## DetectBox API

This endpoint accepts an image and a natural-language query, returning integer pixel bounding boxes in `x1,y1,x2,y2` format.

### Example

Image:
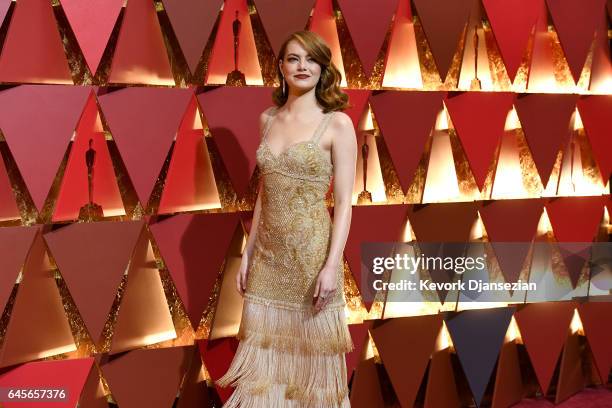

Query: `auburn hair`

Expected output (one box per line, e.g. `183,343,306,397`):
272,30,350,112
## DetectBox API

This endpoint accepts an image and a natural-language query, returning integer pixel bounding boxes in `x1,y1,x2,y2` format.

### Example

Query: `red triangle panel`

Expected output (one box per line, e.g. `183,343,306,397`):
337,0,398,78
97,87,192,206
149,212,240,330
43,220,145,342
0,85,91,211
445,92,515,189
370,91,446,193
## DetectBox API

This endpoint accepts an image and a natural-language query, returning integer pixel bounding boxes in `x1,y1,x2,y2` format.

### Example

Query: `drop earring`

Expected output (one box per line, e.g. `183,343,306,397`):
282,75,286,95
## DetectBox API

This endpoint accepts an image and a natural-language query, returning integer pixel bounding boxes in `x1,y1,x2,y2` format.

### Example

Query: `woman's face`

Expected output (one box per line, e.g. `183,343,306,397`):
279,40,322,94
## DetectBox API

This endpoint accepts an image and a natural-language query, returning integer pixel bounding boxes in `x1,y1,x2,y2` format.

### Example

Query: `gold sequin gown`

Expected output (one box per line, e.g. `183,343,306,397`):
216,108,353,407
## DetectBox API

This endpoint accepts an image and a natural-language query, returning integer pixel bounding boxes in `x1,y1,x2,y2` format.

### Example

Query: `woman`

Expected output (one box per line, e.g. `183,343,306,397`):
216,30,357,407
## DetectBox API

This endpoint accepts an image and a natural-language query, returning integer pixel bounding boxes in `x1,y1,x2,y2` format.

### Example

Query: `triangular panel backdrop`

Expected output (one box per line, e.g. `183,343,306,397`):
0,0,609,406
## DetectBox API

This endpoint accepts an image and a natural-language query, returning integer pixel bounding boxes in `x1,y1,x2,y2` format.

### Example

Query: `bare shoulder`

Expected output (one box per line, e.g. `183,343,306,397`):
330,111,353,129
329,111,356,145
259,106,277,133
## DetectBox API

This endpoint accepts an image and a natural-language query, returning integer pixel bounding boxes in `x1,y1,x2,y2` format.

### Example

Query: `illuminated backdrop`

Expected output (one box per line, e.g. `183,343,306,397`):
0,0,610,407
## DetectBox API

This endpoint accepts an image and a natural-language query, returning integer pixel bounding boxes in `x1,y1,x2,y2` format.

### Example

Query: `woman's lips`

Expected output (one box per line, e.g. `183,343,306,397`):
294,75,310,79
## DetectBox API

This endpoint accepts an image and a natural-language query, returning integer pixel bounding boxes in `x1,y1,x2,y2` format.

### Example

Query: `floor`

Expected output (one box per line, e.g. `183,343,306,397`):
513,387,612,407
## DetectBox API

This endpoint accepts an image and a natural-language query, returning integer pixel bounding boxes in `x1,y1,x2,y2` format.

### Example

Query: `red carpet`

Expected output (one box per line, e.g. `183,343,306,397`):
513,387,612,407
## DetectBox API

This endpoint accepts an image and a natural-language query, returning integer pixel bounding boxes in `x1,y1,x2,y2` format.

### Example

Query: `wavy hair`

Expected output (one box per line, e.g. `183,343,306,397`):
272,30,349,112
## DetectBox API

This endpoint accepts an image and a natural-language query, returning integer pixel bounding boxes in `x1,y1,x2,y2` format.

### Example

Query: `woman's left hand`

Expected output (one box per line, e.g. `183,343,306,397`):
313,264,337,313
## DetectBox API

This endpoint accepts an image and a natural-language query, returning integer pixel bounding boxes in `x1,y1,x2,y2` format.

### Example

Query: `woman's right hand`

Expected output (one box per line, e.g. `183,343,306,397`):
236,253,250,296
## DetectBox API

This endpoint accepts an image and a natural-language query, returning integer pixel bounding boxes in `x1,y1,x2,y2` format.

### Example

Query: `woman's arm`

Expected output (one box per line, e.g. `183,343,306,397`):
242,184,263,259
313,112,357,310
236,108,273,295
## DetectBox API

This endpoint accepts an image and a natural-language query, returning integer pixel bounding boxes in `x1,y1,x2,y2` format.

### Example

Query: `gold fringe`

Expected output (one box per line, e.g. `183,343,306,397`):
235,294,354,354
215,295,353,407
223,382,351,408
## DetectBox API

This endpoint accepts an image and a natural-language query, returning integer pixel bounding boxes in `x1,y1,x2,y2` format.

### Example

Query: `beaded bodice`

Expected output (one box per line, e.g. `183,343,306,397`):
256,108,334,183
245,107,345,308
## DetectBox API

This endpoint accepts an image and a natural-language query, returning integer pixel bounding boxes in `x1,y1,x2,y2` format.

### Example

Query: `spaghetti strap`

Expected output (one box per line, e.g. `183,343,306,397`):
263,108,333,145
311,111,335,145
261,107,278,141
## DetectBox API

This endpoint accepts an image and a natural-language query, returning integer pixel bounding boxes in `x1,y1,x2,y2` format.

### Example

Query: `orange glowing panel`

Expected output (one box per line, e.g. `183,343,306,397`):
422,127,461,203
382,0,422,89
352,132,387,204
0,231,77,368
0,0,9,26
159,96,221,214
0,151,19,222
110,228,176,354
108,0,173,85
309,0,347,87
0,226,38,316
0,0,72,83
342,89,371,130
205,0,263,85
60,0,124,75
208,237,245,340
457,2,495,90
491,123,532,199
383,243,450,317
546,108,608,196
527,6,560,93
53,91,125,221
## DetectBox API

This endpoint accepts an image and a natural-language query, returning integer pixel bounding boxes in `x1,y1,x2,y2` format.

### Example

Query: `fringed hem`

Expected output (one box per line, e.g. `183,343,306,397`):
221,382,351,408
215,295,353,407
236,293,354,354
243,292,347,311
